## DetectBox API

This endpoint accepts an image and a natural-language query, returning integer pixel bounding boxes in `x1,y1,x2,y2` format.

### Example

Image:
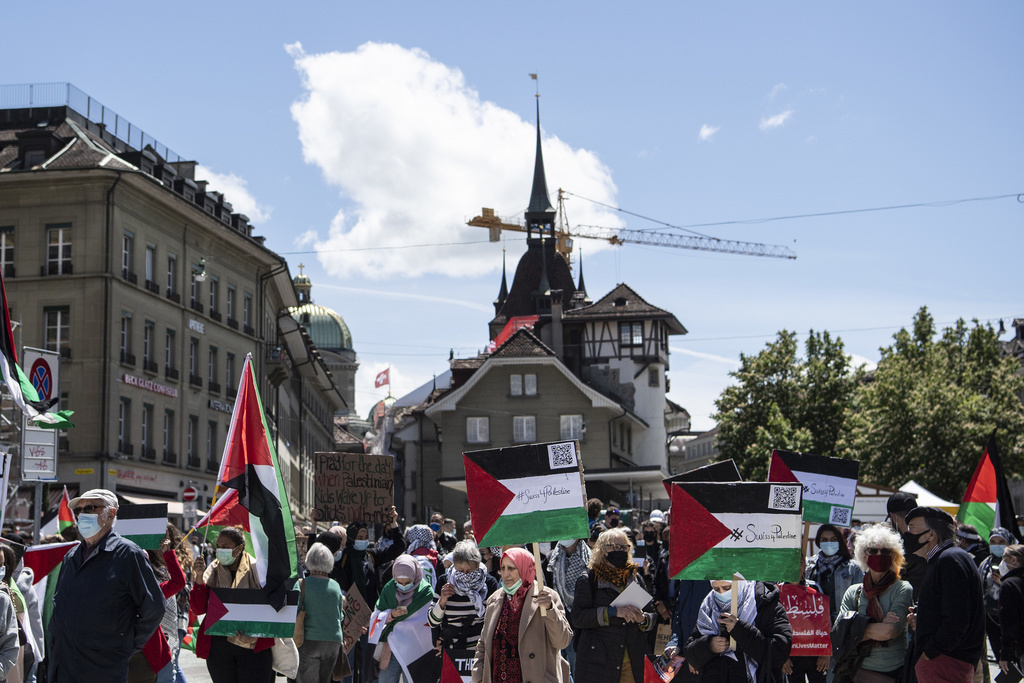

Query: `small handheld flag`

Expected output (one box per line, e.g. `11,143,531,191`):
118,503,168,550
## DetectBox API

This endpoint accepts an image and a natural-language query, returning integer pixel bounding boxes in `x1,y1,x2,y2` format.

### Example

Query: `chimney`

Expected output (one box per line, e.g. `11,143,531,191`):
551,289,564,358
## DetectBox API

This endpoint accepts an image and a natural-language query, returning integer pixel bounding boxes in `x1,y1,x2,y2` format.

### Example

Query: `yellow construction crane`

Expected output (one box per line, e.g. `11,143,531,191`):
468,189,797,263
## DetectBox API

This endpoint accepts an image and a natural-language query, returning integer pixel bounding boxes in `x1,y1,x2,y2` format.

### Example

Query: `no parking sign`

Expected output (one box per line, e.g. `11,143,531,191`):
21,347,59,481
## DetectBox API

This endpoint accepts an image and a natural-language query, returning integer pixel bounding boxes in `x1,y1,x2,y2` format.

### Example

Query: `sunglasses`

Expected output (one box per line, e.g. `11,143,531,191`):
866,548,892,556
73,504,107,515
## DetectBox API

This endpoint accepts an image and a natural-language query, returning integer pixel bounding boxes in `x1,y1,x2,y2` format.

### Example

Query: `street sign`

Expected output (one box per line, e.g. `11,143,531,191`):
21,347,60,481
182,486,198,502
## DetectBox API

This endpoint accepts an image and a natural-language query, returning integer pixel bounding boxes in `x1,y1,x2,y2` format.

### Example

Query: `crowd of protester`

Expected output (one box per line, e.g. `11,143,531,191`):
5,488,1024,683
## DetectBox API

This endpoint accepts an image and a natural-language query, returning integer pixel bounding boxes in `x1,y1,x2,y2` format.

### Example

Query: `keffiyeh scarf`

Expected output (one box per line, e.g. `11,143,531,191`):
550,543,591,608
406,524,437,554
696,581,758,683
446,565,488,617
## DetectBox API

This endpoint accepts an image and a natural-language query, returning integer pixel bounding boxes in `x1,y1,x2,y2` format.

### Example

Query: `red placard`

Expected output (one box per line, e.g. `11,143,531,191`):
779,584,832,656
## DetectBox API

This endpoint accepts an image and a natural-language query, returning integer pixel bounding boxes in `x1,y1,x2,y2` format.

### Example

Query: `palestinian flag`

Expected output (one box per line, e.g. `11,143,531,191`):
202,587,298,638
464,440,589,546
441,648,474,683
218,354,298,609
645,653,683,682
190,488,253,548
57,486,75,532
381,603,441,682
663,460,742,496
769,450,860,526
958,432,1018,541
117,503,168,549
0,268,73,428
669,481,803,582
23,541,77,582
180,608,200,652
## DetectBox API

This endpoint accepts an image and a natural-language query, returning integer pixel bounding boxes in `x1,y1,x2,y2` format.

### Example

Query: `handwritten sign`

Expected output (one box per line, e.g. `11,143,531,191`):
341,585,371,653
314,452,394,525
779,584,832,656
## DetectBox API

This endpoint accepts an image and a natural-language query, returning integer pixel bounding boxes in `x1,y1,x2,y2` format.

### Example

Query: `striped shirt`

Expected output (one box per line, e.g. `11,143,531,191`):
429,578,490,650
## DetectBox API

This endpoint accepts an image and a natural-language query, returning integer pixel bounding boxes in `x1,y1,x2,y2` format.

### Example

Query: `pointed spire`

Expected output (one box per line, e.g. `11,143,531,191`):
525,98,555,235
536,235,551,303
493,249,509,315
576,250,587,295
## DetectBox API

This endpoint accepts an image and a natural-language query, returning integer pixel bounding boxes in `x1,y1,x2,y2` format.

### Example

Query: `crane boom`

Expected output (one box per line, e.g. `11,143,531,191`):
467,197,797,261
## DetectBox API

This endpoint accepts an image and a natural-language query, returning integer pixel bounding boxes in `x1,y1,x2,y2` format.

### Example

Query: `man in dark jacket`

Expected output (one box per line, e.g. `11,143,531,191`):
49,489,164,683
888,491,928,599
905,506,985,683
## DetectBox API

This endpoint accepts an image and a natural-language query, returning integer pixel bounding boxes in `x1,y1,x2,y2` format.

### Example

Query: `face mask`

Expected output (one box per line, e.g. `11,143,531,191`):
0,566,6,582
644,532,657,543
216,548,237,566
607,550,629,568
354,540,370,551
991,544,1007,558
636,540,645,547
429,523,441,533
606,518,619,528
867,554,893,572
396,580,416,592
502,578,523,595
1000,559,1015,576
820,541,840,556
558,539,575,547
714,589,731,605
77,513,103,538
902,529,929,555
334,550,344,562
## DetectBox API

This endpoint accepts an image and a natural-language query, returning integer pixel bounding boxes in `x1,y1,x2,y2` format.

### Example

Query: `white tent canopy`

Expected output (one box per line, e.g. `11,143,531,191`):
900,480,959,516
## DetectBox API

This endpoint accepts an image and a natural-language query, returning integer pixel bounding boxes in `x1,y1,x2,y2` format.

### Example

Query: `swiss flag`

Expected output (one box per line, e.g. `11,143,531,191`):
375,368,390,388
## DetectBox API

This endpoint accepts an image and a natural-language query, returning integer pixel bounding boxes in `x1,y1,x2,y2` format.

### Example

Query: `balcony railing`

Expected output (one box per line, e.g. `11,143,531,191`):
166,289,180,303
118,441,134,455
243,324,255,337
143,358,158,374
187,454,201,469
163,450,177,465
3,265,13,278
189,374,203,388
144,280,160,294
227,318,239,330
141,447,156,461
206,460,219,473
120,351,136,366
190,300,204,314
165,366,179,381
210,310,222,322
122,269,138,285
227,387,237,400
208,381,221,395
41,263,72,276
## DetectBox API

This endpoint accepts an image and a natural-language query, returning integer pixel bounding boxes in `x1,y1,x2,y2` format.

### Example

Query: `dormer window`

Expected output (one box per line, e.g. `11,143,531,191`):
24,149,46,168
614,297,628,307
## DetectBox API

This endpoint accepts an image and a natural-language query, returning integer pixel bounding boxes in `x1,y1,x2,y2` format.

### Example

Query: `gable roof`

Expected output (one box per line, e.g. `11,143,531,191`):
490,326,556,358
561,283,687,334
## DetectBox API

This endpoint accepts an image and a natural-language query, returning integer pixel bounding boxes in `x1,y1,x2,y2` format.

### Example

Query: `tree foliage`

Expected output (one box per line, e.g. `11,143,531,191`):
840,307,1024,501
714,330,857,480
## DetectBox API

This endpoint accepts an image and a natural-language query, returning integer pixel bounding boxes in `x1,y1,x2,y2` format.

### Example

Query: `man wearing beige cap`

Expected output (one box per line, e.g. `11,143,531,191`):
47,489,164,683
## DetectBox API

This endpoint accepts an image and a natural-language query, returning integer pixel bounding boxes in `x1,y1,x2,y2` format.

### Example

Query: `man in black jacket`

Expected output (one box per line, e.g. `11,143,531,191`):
905,506,985,683
49,489,164,683
888,491,928,598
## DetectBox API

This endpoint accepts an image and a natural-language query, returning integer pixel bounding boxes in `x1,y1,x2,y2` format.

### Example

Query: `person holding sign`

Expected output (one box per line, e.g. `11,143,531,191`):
190,526,275,683
472,547,572,683
834,524,913,683
571,529,656,683
684,578,792,683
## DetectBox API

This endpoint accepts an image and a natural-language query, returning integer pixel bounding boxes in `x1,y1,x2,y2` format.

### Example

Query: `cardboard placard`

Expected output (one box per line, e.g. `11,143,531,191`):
779,584,832,656
314,452,394,525
341,585,371,654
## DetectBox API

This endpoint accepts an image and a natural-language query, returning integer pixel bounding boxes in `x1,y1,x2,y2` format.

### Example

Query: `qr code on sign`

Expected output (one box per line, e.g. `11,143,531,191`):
769,485,800,511
547,442,577,469
830,506,852,526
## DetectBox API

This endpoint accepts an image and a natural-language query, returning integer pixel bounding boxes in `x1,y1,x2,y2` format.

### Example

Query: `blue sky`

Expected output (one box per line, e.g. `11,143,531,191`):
5,2,1022,429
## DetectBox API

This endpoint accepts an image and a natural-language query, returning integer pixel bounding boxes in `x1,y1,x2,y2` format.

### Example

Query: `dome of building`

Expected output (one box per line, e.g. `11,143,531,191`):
289,303,354,351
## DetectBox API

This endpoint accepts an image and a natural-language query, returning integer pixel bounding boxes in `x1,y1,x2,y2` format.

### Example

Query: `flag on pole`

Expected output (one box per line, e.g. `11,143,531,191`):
958,431,1018,541
202,587,299,638
180,608,200,652
662,460,743,496
218,354,298,609
0,269,73,428
23,541,77,583
375,367,390,388
58,486,75,533
117,503,168,549
668,481,803,582
464,441,589,547
190,488,253,548
769,449,860,527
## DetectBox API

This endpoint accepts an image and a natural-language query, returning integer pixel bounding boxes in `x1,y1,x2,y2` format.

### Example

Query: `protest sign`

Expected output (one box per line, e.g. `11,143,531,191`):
668,481,803,582
341,585,371,654
314,452,394,525
441,649,474,683
662,459,743,496
768,449,860,526
464,440,588,547
779,584,832,656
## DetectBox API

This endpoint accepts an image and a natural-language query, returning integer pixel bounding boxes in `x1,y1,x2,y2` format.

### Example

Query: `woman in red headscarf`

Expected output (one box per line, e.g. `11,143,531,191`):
472,547,573,683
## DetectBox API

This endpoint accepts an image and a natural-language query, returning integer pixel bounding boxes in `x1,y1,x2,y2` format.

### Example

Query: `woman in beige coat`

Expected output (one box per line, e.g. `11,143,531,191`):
472,547,572,683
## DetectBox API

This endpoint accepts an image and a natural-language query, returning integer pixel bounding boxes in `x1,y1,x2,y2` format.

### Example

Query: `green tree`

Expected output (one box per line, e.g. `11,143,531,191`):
841,307,1024,500
714,330,856,480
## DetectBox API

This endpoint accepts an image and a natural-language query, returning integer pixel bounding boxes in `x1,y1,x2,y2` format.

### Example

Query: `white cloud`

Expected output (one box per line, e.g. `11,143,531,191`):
313,282,492,313
287,41,623,279
767,83,788,100
194,165,271,224
698,124,720,142
670,346,739,366
759,110,794,131
848,353,877,371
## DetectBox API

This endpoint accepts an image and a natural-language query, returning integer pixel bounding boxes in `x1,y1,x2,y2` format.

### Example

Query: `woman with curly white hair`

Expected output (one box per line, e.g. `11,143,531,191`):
836,523,914,683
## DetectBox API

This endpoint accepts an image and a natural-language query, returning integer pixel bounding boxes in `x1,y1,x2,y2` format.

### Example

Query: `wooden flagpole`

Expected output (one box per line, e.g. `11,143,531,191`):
533,543,548,617
730,572,742,651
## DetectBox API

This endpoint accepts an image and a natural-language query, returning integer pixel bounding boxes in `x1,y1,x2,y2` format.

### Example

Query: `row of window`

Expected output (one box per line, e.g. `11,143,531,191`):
119,317,238,390
117,398,224,470
466,414,583,444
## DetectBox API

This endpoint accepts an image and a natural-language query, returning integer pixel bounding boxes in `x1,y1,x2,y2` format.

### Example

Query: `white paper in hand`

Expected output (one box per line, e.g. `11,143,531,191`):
610,581,653,610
